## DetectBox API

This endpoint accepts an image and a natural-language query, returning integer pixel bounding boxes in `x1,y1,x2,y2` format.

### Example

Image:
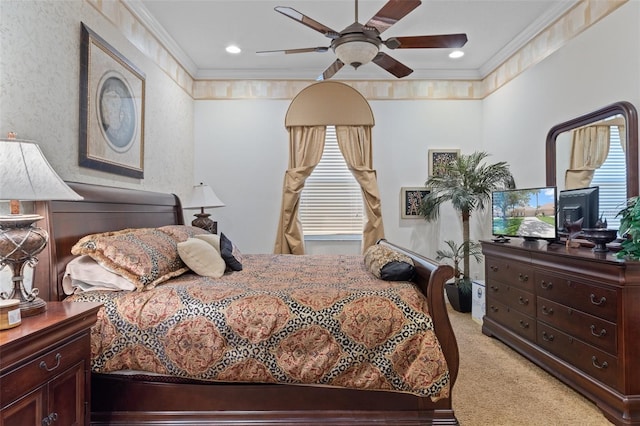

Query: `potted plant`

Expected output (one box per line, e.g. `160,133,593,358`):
419,151,514,311
616,196,640,260
436,240,483,312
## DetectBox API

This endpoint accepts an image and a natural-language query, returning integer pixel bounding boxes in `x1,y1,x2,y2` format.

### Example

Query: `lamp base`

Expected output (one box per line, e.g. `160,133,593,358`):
18,297,47,317
191,213,217,234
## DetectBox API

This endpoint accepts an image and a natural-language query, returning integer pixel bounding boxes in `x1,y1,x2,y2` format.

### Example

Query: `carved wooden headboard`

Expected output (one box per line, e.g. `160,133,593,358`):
35,182,184,302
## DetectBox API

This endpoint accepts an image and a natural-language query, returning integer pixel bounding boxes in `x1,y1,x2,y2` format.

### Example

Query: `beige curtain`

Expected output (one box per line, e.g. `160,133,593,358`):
565,125,611,189
274,126,326,254
336,125,385,253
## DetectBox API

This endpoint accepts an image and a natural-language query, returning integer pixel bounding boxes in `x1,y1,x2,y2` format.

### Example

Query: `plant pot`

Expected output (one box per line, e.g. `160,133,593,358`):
445,282,472,313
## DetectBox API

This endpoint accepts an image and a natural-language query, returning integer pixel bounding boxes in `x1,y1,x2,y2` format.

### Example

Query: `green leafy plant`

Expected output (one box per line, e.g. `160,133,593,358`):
419,151,514,286
435,240,483,293
616,196,640,260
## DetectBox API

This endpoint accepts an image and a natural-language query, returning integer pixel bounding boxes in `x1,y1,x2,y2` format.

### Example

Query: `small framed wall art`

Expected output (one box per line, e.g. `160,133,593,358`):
401,187,430,219
428,149,460,178
79,23,145,178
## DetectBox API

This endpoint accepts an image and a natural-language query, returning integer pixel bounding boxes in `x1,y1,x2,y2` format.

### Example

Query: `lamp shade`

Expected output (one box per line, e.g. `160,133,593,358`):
334,40,379,69
184,183,225,209
0,138,83,201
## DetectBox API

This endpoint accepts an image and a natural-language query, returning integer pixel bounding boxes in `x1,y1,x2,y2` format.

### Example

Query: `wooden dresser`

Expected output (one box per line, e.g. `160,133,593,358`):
481,239,640,425
0,302,101,426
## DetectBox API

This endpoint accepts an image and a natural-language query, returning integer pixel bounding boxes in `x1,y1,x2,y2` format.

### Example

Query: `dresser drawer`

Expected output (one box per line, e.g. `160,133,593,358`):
536,322,619,389
486,299,536,341
537,297,617,354
0,334,88,407
486,258,533,291
487,281,535,316
535,272,617,321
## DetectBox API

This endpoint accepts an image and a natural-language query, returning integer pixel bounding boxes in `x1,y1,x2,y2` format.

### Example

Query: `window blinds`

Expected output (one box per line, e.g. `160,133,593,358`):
299,126,364,235
591,126,625,229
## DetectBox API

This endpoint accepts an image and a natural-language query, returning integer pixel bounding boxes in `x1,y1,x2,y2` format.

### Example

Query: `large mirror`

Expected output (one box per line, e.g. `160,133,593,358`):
546,101,638,227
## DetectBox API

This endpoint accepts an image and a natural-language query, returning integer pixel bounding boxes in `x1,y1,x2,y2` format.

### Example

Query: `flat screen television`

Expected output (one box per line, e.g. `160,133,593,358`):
491,186,558,241
557,186,599,231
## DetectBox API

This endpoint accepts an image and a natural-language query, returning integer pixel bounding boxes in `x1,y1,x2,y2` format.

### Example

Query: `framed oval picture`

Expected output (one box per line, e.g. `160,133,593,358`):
79,23,145,179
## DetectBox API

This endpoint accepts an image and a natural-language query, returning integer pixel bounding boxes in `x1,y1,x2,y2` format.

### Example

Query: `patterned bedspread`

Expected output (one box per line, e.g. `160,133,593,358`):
66,254,450,400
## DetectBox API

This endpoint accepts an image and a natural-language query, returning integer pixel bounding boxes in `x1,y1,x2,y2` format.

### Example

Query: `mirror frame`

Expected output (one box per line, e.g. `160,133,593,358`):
546,101,639,199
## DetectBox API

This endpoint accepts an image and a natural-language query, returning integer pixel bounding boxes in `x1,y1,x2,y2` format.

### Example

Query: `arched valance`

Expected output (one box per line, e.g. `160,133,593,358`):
285,81,374,127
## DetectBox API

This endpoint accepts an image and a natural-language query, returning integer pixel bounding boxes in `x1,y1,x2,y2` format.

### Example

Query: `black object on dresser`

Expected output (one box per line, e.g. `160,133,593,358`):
0,302,101,426
481,239,640,425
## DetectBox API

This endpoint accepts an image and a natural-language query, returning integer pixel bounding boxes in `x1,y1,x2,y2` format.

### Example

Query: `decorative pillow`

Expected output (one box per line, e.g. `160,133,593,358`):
364,244,415,281
220,233,243,271
62,255,136,294
177,238,226,278
157,225,208,241
71,228,188,290
194,234,221,253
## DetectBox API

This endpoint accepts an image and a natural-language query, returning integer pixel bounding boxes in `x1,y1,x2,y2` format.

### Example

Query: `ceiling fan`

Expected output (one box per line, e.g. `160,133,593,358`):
257,0,468,80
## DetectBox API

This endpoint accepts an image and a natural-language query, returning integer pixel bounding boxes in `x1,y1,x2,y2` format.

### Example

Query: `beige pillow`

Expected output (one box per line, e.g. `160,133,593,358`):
177,238,226,278
194,234,221,252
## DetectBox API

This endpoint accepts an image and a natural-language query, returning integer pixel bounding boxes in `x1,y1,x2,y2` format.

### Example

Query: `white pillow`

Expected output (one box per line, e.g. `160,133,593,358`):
62,255,136,294
177,238,226,278
194,234,221,252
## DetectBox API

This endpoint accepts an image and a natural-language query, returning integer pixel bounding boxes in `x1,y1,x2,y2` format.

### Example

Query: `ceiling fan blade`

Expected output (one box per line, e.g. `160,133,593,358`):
365,0,421,34
372,52,413,78
257,47,329,55
319,59,345,80
385,34,468,49
275,6,339,38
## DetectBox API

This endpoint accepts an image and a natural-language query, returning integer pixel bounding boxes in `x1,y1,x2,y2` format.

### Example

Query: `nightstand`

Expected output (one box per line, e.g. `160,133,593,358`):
0,302,101,426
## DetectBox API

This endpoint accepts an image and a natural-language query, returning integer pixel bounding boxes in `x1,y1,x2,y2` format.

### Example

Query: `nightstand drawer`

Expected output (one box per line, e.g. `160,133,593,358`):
0,334,88,407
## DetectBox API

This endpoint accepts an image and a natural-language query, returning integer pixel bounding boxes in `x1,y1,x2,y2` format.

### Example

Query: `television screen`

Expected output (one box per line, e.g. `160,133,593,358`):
492,186,557,241
558,186,599,231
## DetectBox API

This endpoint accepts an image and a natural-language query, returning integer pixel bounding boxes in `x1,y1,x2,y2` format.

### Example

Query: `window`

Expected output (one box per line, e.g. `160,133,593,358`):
591,125,625,229
299,126,364,236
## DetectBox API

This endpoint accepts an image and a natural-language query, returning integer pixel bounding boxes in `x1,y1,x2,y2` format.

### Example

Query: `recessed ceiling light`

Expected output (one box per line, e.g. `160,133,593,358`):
226,45,241,54
449,50,464,59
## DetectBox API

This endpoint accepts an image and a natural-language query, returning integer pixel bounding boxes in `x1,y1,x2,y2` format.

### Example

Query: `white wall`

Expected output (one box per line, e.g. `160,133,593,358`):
194,97,482,259
0,1,195,199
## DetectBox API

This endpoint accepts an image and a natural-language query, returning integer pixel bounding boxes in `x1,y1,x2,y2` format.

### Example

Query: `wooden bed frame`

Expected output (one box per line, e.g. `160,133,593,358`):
34,181,460,425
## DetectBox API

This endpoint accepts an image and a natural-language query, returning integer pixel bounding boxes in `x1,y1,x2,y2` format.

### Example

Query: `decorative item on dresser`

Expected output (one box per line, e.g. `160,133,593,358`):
183,182,225,234
481,238,640,425
0,134,83,316
0,301,101,426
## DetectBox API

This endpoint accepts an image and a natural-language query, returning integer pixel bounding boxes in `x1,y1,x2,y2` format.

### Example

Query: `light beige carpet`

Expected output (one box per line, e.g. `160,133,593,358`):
448,308,612,425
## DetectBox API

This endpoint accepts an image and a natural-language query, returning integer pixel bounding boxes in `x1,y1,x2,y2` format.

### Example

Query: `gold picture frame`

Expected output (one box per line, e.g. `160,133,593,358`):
401,187,430,219
428,149,460,178
79,23,145,178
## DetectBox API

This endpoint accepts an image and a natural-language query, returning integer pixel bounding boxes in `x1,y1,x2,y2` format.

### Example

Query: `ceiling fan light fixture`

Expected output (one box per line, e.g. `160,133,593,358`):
334,40,379,69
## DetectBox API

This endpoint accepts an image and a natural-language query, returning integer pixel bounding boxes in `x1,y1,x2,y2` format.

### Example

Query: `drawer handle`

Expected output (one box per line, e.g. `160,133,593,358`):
518,273,529,282
490,305,499,312
541,306,553,315
542,331,554,342
540,280,553,290
592,356,608,370
590,294,606,306
39,353,61,372
490,265,498,272
518,296,529,305
519,320,529,329
490,285,499,292
42,412,58,425
590,325,607,338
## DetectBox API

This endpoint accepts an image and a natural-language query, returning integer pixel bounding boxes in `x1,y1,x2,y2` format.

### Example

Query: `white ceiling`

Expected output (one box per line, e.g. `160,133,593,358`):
130,0,577,80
